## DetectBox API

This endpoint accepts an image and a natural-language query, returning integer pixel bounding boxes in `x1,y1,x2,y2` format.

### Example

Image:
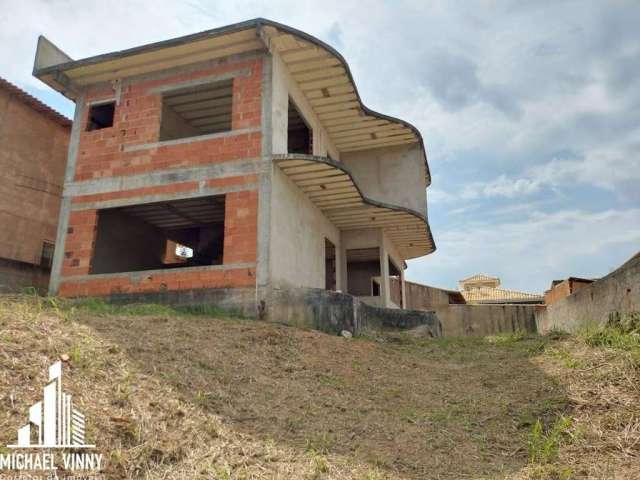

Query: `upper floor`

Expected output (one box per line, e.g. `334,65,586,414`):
34,18,435,258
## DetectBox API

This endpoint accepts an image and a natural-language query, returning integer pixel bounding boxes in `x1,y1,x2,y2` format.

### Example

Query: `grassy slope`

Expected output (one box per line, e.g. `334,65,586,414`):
0,294,638,479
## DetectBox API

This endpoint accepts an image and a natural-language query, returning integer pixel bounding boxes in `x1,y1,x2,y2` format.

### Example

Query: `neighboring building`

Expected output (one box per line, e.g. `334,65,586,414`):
32,19,435,317
544,277,595,305
459,274,543,304
0,77,70,292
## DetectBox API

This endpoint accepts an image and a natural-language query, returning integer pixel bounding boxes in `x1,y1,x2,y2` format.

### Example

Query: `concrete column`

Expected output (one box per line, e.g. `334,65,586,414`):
256,54,273,313
334,239,344,292
400,268,407,309
338,231,348,293
49,93,86,296
379,240,390,308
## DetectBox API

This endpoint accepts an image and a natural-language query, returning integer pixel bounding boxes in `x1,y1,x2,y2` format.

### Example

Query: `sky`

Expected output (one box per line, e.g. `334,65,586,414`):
1,0,638,293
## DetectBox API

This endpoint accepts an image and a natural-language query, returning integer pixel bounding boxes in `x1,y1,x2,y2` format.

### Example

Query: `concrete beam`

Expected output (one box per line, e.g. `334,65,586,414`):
64,158,261,197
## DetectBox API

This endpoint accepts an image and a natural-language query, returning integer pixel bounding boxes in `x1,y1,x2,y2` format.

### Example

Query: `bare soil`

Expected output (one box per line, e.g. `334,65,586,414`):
0,295,637,479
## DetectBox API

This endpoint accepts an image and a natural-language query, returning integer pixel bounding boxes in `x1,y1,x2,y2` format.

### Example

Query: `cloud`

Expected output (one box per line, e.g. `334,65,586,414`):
422,50,522,119
407,208,640,292
451,146,640,201
1,0,639,293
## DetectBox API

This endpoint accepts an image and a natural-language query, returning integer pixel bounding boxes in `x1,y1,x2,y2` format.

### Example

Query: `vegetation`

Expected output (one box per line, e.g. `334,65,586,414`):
0,293,638,479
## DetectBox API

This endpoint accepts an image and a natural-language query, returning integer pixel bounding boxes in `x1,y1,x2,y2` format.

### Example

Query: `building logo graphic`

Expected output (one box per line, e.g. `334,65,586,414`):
8,361,94,449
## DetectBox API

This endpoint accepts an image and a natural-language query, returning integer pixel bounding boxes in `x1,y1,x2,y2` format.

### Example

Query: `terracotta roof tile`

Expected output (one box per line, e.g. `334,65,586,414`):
0,76,71,128
459,273,499,283
461,287,543,304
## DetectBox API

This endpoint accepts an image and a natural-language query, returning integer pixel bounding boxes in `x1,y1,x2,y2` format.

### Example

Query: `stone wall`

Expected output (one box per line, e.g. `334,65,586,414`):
536,253,640,333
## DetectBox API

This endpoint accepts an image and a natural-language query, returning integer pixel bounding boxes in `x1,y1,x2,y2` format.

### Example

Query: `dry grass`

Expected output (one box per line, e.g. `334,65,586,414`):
0,294,638,479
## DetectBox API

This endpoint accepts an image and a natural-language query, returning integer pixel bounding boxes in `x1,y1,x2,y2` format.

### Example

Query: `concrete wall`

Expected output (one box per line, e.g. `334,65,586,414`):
396,279,453,310
437,304,538,337
536,253,640,333
266,286,441,336
341,143,427,216
0,86,69,267
339,228,405,308
91,209,167,274
0,257,50,293
397,278,539,336
269,166,342,290
159,103,201,141
346,260,379,296
271,52,339,159
90,284,441,337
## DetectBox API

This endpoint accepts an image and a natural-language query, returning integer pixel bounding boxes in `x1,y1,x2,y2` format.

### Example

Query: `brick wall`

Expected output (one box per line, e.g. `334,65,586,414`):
0,87,69,266
58,56,263,298
544,281,571,305
544,279,595,305
74,58,262,181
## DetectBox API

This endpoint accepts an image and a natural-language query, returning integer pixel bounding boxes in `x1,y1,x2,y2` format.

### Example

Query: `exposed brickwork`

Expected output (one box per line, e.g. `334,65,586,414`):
59,186,259,296
223,190,259,264
61,210,98,277
545,278,594,305
57,54,264,298
59,266,256,297
74,58,262,181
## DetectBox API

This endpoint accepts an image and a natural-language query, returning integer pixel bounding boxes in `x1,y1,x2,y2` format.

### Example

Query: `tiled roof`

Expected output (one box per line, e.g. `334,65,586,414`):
0,77,71,128
461,287,543,304
460,273,499,283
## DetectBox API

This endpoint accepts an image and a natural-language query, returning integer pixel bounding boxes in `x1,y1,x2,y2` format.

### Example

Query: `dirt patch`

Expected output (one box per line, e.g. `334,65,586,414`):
0,295,638,479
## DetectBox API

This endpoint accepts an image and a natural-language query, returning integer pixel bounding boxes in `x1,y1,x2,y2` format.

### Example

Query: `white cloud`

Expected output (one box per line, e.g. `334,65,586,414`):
434,146,640,202
407,208,640,292
2,1,639,293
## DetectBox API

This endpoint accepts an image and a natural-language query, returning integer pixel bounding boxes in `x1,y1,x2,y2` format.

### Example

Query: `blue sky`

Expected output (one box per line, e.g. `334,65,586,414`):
2,0,638,293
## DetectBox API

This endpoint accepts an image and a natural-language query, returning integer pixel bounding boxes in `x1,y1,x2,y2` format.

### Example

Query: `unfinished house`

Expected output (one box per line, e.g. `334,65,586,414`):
0,77,70,292
33,19,436,331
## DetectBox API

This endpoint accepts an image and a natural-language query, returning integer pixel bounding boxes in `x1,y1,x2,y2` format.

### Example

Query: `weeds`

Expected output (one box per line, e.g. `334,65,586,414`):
307,448,329,477
485,330,527,345
528,415,577,464
581,313,640,350
306,432,334,455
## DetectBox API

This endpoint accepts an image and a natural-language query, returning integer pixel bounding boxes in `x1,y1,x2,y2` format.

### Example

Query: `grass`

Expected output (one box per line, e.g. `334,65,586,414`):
67,296,239,318
528,415,577,464
581,313,640,351
0,293,638,479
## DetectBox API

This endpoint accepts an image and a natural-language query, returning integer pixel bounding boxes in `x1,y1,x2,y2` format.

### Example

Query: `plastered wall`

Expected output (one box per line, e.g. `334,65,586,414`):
342,143,427,216
269,166,341,290
270,52,339,159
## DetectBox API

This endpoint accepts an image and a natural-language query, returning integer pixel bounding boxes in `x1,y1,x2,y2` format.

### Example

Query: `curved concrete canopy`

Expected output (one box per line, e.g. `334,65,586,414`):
273,154,434,258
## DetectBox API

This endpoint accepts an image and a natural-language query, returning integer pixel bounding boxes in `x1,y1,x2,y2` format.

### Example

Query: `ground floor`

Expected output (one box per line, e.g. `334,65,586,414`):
51,156,420,315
